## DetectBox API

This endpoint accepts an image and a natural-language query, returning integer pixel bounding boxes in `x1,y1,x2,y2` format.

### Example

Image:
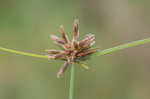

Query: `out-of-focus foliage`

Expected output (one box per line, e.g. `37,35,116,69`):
0,0,150,99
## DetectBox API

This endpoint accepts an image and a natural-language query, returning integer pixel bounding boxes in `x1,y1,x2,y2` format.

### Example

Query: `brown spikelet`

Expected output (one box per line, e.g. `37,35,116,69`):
57,61,70,78
79,34,95,48
77,48,97,57
51,35,65,45
54,53,66,59
60,25,69,43
46,50,63,54
73,19,79,41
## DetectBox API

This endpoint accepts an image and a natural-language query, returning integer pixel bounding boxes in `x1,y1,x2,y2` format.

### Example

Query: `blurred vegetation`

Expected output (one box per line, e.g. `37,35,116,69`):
0,0,150,99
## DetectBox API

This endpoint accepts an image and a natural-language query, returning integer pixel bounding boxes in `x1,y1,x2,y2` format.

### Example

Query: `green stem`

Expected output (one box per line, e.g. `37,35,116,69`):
98,37,150,56
69,64,75,99
0,47,48,59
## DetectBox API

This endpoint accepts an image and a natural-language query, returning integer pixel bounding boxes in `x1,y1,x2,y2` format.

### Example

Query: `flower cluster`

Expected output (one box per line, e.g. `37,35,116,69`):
46,19,97,78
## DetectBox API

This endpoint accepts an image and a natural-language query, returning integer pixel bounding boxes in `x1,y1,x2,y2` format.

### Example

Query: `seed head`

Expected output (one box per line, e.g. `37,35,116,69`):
47,19,98,78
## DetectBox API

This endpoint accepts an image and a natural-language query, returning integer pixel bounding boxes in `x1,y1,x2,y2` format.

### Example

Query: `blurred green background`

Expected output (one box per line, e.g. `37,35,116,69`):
0,0,150,99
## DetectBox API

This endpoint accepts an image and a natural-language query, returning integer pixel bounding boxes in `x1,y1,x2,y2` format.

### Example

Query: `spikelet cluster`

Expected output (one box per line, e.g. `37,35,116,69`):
46,19,97,78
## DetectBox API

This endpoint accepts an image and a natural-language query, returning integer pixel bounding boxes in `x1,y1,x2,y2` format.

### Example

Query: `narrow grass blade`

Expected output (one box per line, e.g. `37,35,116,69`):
97,37,150,56
0,47,48,59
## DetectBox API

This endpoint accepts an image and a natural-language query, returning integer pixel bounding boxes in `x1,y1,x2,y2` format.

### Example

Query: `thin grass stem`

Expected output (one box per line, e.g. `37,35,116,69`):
69,63,75,99
0,47,48,59
97,37,150,56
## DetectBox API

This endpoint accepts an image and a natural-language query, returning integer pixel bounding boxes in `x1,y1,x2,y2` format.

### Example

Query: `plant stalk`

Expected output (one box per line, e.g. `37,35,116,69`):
0,47,48,59
69,63,75,99
97,37,150,56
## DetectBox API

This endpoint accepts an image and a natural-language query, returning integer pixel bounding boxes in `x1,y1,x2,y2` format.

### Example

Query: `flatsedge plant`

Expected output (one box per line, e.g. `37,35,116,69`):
47,19,97,78
1,20,150,99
